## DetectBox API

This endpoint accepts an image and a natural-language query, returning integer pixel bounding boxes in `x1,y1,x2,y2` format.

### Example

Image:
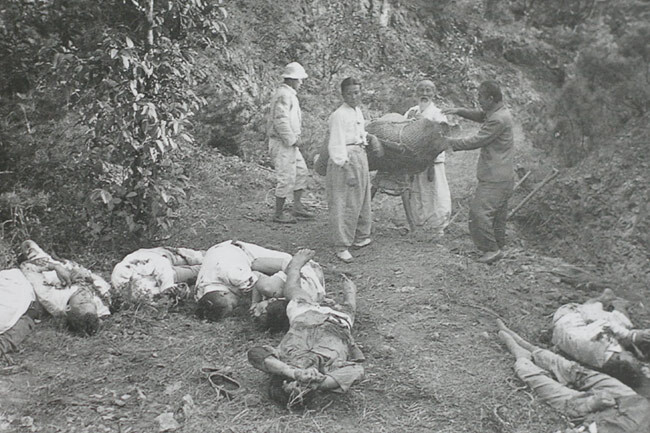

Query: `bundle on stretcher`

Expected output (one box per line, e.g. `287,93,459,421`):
314,113,448,176
366,113,448,175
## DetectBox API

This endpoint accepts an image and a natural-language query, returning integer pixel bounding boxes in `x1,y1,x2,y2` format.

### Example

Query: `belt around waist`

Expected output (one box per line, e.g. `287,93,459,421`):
346,142,365,147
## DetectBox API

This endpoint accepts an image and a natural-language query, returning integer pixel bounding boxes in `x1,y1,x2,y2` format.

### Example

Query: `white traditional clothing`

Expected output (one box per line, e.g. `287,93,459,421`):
267,260,326,303
0,269,35,334
552,302,633,369
326,104,372,248
267,83,308,198
195,241,292,300
404,103,452,231
19,241,111,317
327,104,367,167
111,247,204,299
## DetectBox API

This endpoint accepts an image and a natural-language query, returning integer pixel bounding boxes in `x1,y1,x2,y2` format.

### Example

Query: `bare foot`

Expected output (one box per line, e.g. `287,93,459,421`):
293,248,315,266
284,249,315,275
495,319,539,353
498,330,532,360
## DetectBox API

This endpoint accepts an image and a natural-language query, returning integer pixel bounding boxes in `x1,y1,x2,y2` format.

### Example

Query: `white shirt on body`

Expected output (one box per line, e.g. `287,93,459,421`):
328,104,367,167
0,269,35,334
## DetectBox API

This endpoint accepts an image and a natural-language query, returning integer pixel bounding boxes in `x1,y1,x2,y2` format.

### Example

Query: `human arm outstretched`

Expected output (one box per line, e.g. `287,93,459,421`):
442,107,486,123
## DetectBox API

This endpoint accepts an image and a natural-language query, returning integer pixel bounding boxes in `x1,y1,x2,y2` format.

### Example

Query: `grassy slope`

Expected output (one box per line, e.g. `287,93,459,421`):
1,1,648,433
4,148,648,432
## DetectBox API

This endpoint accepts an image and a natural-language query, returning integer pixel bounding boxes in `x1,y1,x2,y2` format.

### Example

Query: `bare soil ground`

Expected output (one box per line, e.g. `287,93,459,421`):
1,149,648,433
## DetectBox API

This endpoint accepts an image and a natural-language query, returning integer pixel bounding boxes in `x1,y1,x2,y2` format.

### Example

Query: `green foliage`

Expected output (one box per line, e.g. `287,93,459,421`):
0,189,50,243
532,14,650,165
1,0,229,243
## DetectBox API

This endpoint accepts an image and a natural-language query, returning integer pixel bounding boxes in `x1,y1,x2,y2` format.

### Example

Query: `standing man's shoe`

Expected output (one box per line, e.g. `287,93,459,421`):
352,238,372,248
477,250,503,264
293,207,315,219
273,212,297,224
335,250,353,263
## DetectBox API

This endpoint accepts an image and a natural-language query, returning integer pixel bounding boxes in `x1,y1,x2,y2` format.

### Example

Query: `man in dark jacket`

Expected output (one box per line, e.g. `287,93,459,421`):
444,80,515,263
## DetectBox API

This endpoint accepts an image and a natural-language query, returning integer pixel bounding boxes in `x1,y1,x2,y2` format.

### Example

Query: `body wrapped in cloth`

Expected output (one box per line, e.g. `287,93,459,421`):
366,113,448,175
314,113,448,177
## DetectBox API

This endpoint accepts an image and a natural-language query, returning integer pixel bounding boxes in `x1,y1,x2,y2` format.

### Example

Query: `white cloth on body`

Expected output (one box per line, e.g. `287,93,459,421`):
0,269,35,334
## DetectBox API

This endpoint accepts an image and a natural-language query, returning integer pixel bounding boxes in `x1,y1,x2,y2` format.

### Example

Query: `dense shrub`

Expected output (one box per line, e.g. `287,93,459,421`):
0,0,229,245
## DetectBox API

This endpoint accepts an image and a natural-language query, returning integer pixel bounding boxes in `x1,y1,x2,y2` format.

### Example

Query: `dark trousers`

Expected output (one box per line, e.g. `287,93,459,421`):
0,314,35,355
469,180,514,252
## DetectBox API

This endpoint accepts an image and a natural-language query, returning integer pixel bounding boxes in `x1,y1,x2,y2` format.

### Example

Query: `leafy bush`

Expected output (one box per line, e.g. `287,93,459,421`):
1,0,229,243
532,16,649,165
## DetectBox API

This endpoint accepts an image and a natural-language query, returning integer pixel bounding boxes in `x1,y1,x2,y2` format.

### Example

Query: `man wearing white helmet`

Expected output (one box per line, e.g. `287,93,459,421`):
266,62,314,224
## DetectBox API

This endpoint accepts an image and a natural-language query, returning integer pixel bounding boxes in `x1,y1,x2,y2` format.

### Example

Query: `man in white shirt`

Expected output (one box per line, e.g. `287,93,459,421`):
551,289,650,392
111,247,204,300
403,80,452,235
194,240,293,321
498,319,650,433
267,62,314,224
326,77,372,263
19,240,111,336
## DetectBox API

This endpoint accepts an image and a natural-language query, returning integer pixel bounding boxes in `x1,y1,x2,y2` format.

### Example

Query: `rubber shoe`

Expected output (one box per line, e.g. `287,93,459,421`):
477,250,503,264
352,238,372,248
335,250,353,263
273,213,297,224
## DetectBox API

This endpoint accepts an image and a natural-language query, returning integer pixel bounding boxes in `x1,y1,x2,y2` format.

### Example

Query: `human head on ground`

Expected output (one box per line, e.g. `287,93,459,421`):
196,291,239,322
251,298,290,332
477,80,502,112
415,79,436,108
341,77,362,108
606,351,650,387
66,288,100,336
282,62,307,92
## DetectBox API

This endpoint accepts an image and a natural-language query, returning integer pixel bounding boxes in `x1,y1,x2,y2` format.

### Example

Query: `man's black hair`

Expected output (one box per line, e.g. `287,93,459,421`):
265,299,290,333
479,80,503,103
66,310,99,336
605,354,645,388
196,292,229,322
341,77,361,94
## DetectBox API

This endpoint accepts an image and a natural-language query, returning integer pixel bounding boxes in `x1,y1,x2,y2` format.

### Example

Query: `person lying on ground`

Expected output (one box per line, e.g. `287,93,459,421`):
194,240,294,322
497,319,650,433
0,269,38,361
111,247,205,301
19,240,111,336
249,253,326,332
552,288,650,391
248,249,365,408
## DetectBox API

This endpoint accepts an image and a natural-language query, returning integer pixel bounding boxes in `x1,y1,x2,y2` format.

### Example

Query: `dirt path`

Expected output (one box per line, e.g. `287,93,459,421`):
2,149,646,433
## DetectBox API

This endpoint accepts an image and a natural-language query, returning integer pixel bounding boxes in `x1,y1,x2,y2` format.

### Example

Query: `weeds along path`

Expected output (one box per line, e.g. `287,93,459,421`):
3,149,630,432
